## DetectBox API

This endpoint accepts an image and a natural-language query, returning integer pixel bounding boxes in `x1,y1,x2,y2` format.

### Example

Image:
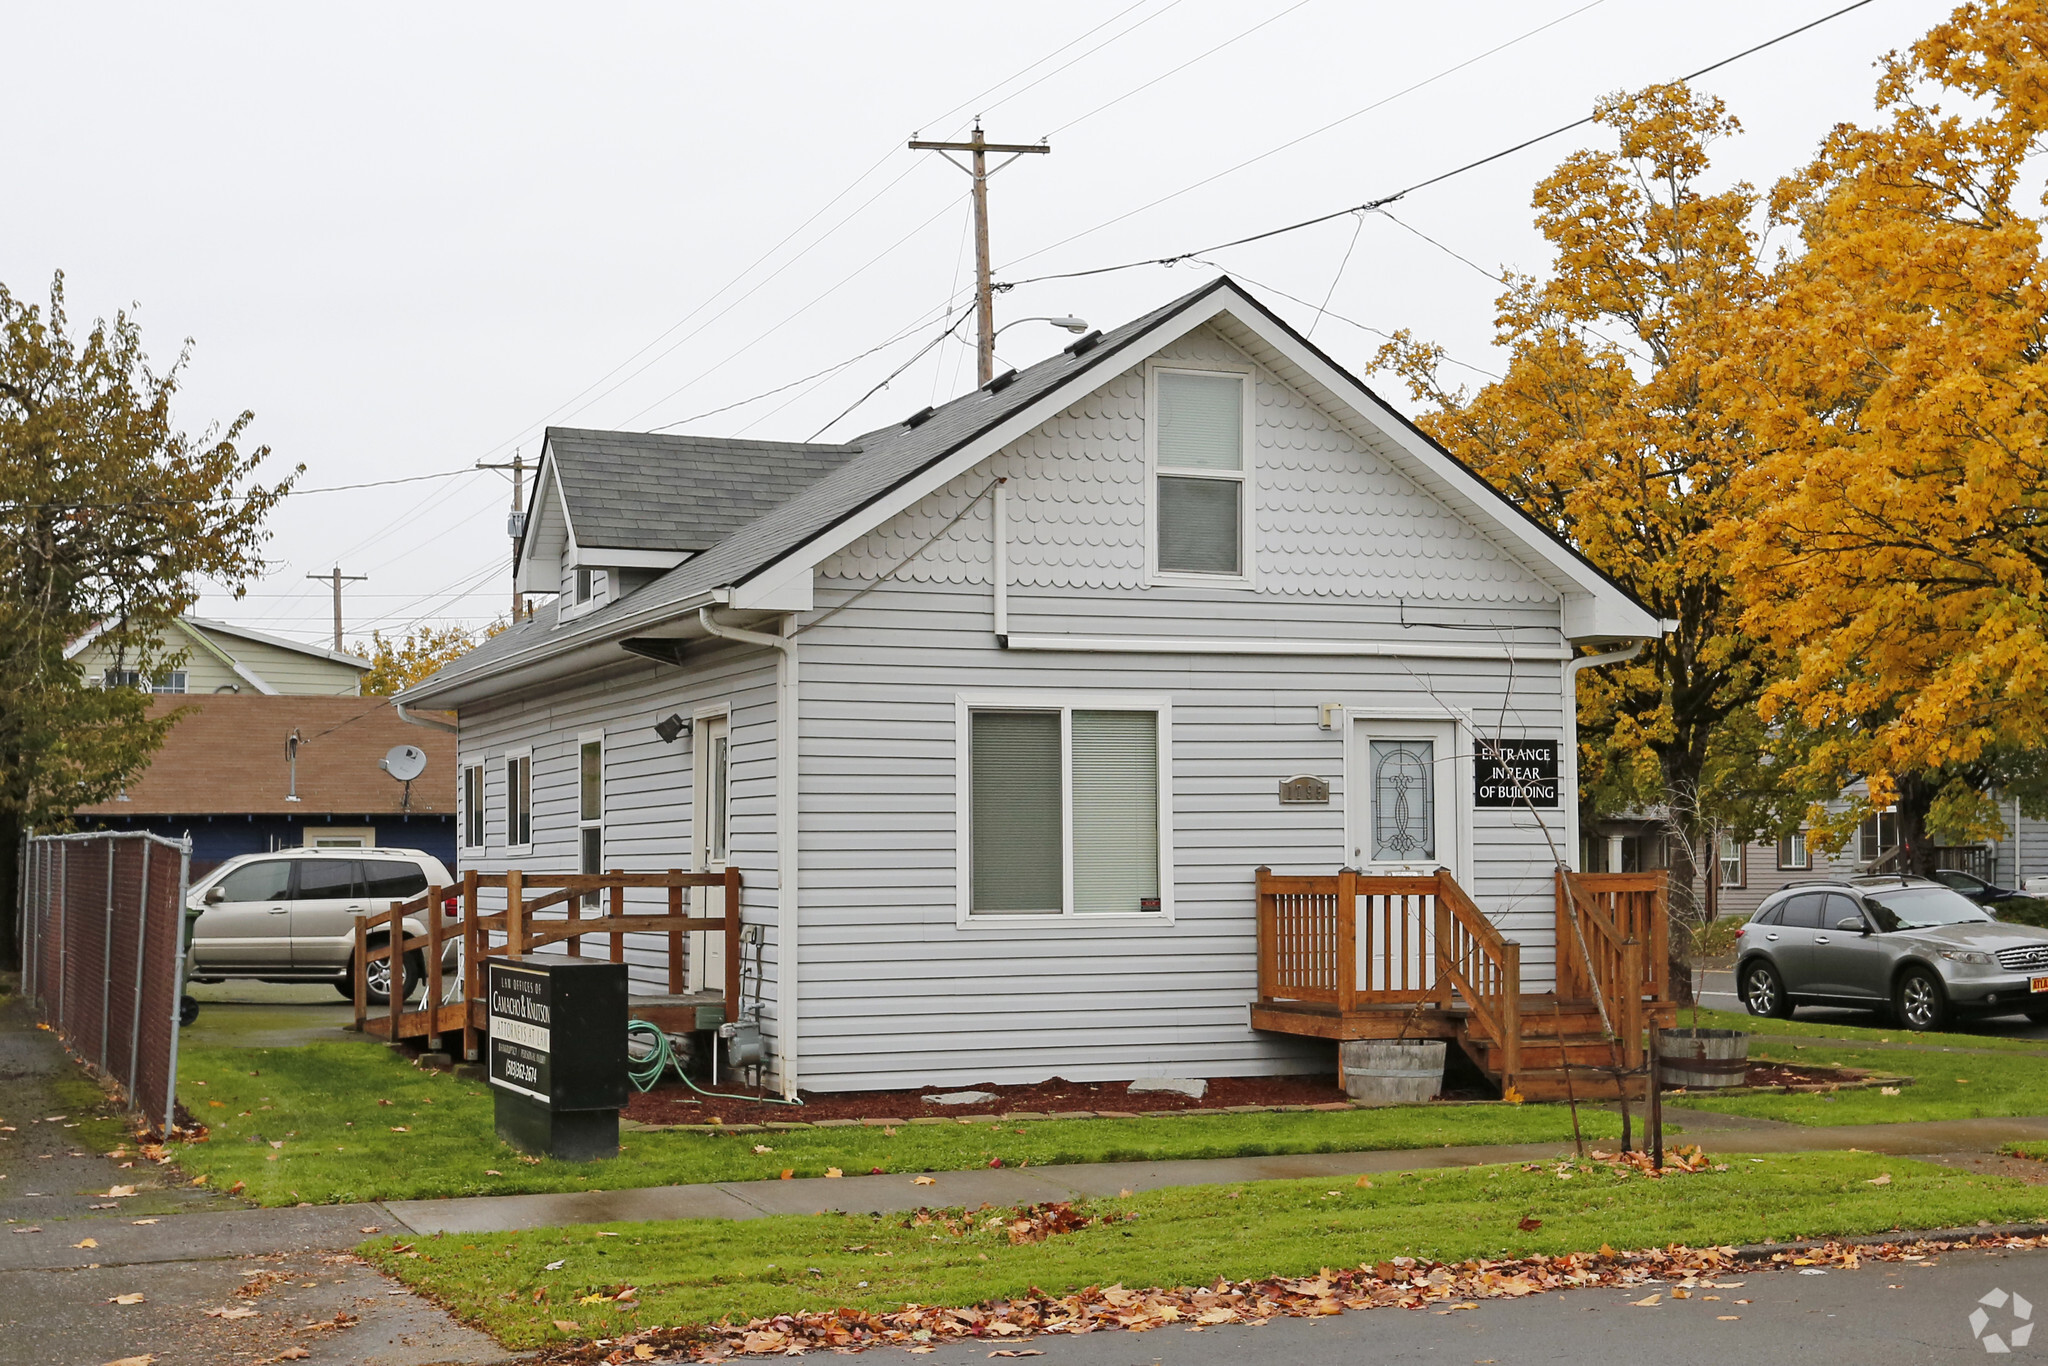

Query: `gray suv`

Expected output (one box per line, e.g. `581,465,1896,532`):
1736,876,2048,1030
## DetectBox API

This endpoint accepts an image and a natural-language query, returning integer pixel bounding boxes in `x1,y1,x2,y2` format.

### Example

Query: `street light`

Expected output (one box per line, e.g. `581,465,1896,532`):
992,315,1089,338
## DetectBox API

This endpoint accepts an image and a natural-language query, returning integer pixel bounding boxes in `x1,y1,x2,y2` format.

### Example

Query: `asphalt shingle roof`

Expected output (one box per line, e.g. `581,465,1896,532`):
545,428,861,553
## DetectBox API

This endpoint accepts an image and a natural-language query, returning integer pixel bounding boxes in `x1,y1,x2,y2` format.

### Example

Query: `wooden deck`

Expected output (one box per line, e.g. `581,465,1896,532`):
1254,867,1677,1101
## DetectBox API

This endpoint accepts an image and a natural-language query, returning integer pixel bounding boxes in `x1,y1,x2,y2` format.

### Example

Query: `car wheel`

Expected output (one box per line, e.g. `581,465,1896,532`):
1895,966,1948,1032
358,943,427,1007
178,995,200,1027
1740,960,1792,1019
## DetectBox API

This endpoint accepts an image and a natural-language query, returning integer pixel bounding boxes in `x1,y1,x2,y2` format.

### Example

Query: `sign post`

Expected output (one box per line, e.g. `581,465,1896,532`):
486,956,628,1161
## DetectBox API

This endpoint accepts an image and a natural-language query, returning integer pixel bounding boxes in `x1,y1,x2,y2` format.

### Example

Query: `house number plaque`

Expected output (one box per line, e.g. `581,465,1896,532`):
1278,775,1330,805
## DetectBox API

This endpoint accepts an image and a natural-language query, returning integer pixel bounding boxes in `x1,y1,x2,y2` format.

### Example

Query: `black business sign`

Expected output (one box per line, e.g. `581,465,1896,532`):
487,960,553,1102
1474,738,1560,808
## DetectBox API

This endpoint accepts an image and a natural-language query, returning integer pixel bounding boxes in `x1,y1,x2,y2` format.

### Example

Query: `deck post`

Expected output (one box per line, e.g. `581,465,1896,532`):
667,871,684,994
1432,886,1453,1009
1620,938,1644,1067
723,865,742,1014
610,871,625,963
425,885,444,1051
1335,867,1357,1014
461,869,479,1061
1253,867,1274,1004
352,913,368,1032
1499,940,1522,1086
388,901,406,1042
506,870,526,956
1650,873,1671,1008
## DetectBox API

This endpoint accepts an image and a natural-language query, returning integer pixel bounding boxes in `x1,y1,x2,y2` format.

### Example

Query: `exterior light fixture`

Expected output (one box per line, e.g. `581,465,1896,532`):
653,713,690,745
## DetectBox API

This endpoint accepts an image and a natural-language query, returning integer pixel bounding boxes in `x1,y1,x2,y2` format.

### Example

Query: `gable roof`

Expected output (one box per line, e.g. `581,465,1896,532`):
64,613,371,673
539,428,863,555
405,279,1661,706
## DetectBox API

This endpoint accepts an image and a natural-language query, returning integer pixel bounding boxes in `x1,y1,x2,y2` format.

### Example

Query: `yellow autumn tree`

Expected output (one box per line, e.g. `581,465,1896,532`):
1377,84,1795,961
1728,1,2048,868
354,620,503,696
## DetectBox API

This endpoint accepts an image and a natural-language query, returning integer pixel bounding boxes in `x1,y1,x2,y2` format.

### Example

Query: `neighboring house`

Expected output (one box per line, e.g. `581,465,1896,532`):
67,614,370,696
399,278,1663,1095
75,694,457,875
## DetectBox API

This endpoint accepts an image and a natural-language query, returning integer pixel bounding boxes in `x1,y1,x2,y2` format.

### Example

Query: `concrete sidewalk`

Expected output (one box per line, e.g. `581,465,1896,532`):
380,1110,2048,1235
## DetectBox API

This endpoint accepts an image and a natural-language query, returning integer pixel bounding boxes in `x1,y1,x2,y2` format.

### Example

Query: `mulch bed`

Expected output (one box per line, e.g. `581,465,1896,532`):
1738,1061,1872,1089
623,1072,1359,1127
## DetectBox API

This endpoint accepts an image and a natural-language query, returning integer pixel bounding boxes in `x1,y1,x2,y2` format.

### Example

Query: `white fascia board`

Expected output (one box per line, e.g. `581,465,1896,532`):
1002,634,1570,662
572,547,693,570
514,457,573,596
62,620,109,661
738,302,1233,607
180,615,372,669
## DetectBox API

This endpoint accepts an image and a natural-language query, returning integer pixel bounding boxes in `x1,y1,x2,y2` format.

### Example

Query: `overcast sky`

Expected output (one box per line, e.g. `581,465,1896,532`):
1,0,1951,649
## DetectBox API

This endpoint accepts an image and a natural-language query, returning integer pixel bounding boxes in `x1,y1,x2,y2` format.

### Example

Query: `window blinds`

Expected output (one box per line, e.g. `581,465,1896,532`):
1072,711,1159,914
970,711,1062,913
1157,371,1242,470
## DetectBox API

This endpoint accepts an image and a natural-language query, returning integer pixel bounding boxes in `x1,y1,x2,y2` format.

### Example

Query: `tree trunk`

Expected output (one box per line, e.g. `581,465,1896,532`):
1894,773,1938,879
0,808,19,973
1660,804,1700,1007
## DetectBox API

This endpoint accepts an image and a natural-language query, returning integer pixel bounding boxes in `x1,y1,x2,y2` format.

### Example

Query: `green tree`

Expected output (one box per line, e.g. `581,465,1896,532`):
0,274,296,966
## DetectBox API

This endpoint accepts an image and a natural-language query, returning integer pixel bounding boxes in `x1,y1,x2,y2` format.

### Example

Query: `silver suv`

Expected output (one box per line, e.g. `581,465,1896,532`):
186,847,459,1005
1736,876,2048,1030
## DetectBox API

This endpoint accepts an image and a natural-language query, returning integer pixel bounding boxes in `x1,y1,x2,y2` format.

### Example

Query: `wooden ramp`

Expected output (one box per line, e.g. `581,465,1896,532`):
1254,867,1677,1102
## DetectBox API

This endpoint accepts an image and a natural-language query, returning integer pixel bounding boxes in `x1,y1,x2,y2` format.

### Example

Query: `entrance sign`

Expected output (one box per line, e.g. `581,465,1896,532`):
486,956,628,1161
1474,739,1560,809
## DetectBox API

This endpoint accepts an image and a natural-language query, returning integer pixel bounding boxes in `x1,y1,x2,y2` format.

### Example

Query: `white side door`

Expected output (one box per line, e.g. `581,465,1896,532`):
689,714,731,995
1349,719,1461,992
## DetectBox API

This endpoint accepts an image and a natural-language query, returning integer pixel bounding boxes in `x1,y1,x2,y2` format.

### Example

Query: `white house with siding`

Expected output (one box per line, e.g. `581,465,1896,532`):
399,279,1663,1097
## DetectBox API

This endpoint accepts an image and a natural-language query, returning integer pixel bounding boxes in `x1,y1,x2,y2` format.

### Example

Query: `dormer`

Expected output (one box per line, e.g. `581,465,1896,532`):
514,426,864,623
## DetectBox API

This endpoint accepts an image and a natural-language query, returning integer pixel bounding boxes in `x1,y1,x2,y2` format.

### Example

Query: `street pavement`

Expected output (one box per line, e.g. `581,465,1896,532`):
864,1243,2048,1365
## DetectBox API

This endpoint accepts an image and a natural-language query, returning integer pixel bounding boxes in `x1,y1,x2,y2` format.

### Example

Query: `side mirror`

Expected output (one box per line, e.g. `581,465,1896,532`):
1833,915,1867,934
203,885,226,905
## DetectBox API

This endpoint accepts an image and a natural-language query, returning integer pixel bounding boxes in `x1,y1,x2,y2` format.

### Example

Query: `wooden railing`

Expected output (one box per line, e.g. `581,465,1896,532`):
353,867,741,1059
1255,866,1521,1078
1555,869,1669,1064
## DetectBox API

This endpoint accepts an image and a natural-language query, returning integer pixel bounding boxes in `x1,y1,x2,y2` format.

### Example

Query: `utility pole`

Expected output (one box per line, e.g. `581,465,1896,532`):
306,565,366,652
909,122,1049,384
477,450,528,619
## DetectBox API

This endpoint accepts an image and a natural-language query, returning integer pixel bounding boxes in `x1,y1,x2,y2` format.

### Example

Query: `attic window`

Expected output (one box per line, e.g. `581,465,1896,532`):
575,567,596,604
1150,367,1252,582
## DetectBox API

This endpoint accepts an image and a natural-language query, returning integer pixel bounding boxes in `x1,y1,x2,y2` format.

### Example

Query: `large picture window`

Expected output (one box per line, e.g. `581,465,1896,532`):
1150,366,1252,583
960,696,1170,921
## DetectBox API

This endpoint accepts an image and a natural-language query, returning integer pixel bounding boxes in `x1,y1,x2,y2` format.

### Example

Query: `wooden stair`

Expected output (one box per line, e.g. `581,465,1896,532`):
1453,997,1647,1102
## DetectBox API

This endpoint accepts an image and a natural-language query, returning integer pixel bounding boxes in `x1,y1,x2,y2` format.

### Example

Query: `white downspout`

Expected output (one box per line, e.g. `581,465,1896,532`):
992,480,1009,644
1562,640,1645,872
699,606,801,1100
393,701,459,734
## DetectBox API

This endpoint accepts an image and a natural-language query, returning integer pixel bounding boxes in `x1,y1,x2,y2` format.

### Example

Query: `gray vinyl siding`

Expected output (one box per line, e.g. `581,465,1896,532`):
453,647,779,1007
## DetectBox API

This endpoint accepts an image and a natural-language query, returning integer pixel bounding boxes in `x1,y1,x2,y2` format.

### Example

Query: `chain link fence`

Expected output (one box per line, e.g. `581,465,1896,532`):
19,832,191,1137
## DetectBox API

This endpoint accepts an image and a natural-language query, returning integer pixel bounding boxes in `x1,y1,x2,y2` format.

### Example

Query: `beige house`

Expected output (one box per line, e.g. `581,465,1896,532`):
67,614,370,697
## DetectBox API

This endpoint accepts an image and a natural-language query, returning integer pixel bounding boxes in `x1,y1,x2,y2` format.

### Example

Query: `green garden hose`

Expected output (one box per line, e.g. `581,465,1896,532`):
622,1017,803,1103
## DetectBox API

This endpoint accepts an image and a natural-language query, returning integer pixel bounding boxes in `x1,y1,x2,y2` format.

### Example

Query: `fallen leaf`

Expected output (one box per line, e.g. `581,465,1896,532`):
204,1306,259,1320
389,1126,409,1133
780,1168,794,1180
191,1175,209,1186
553,1319,582,1333
8,1228,38,1235
102,1356,155,1366
73,1238,97,1249
579,1293,609,1305
752,1144,774,1154
1517,1216,1542,1232
359,1227,380,1235
1866,1173,1892,1186
130,1219,157,1226
988,1353,1043,1359
544,1259,566,1271
1630,1294,1660,1307
229,1181,246,1195
105,1185,135,1198
1355,1175,1372,1188
635,1346,657,1360
108,1293,146,1305
277,1350,310,1361
485,1169,502,1176
1881,1086,1900,1096
208,1101,224,1108
825,1167,844,1179
268,1140,283,1150
1718,1315,1741,1320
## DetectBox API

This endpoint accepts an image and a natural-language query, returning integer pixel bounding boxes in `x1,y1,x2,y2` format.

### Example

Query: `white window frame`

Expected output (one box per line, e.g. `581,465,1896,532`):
1145,360,1257,590
577,729,605,907
1777,829,1809,871
1718,832,1746,889
150,670,188,694
460,762,486,851
954,691,1174,928
502,746,533,854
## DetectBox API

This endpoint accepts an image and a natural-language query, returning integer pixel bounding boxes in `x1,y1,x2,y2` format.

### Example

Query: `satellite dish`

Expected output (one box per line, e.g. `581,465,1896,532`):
381,744,428,782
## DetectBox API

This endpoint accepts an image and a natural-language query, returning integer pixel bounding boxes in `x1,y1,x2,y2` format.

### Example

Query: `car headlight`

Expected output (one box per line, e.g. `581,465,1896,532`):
1939,948,1995,966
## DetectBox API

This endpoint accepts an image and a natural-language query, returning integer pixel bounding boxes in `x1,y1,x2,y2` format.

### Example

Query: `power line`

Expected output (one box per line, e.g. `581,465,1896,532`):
1045,0,1319,138
1199,260,1502,381
916,0,1162,133
808,312,978,440
996,0,1879,291
976,0,1191,125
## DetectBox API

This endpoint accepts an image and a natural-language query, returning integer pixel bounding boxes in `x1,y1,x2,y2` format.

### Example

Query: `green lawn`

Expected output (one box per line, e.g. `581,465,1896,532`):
172,1043,1620,1206
1683,1005,2048,1054
1670,1039,2048,1125
361,1151,2048,1348
2003,1142,2048,1162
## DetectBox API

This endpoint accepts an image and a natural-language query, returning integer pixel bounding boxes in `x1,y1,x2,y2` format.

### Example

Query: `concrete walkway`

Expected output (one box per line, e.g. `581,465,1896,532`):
381,1110,2048,1235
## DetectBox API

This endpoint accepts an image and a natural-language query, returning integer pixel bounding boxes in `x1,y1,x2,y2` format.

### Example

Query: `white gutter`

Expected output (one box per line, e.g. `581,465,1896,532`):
1562,641,1645,871
1002,634,1570,662
394,701,459,734
698,605,801,1101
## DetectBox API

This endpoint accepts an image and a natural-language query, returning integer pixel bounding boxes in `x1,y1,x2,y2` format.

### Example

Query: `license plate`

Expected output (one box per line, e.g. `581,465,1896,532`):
2032,976,2048,994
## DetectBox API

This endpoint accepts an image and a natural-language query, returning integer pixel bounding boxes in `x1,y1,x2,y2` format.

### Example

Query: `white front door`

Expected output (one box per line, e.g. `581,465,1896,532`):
690,714,731,995
1349,719,1461,993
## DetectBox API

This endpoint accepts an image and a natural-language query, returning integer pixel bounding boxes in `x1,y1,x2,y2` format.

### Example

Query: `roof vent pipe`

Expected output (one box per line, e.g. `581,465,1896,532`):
1064,329,1103,355
903,406,936,429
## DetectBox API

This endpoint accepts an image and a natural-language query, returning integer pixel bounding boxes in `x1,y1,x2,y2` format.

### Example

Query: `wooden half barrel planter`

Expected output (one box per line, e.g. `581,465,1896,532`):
1339,1039,1449,1105
1656,1027,1749,1088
